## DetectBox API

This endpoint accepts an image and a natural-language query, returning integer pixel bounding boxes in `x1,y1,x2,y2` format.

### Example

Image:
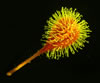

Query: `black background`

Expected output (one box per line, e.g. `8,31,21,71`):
1,0,99,82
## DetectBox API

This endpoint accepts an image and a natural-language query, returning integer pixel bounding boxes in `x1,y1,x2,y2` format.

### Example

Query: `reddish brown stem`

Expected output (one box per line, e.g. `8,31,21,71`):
6,44,54,76
6,50,41,76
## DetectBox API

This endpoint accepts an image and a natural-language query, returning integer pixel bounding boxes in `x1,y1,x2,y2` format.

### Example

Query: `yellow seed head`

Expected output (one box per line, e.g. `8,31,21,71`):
41,7,92,60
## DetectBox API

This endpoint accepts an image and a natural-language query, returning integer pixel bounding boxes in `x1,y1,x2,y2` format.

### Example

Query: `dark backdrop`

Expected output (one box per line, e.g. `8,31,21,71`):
1,0,99,81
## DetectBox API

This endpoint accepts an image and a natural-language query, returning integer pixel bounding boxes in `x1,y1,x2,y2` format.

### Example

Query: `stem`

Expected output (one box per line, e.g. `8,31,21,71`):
6,50,41,76
6,44,51,76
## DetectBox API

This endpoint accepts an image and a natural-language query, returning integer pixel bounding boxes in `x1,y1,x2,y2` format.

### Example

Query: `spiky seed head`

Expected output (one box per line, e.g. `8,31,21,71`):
41,7,92,60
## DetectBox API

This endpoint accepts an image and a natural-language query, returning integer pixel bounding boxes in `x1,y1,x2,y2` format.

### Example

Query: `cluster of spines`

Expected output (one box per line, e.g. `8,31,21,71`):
41,7,92,60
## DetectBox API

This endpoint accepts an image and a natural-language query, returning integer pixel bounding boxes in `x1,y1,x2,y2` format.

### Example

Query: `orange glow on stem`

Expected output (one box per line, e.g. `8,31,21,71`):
6,43,56,76
6,46,50,76
6,50,40,76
